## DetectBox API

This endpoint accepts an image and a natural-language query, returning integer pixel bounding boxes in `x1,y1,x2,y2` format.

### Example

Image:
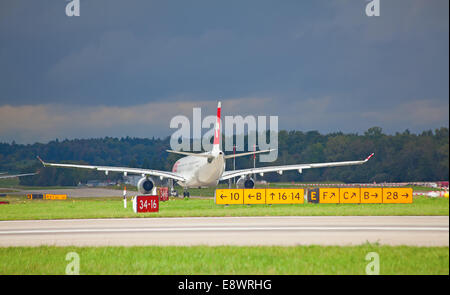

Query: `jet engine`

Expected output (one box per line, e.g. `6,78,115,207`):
236,175,255,189
137,177,155,194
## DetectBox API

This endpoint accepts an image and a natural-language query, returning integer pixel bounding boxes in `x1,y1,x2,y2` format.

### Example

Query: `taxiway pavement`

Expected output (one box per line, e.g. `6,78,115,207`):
0,216,447,247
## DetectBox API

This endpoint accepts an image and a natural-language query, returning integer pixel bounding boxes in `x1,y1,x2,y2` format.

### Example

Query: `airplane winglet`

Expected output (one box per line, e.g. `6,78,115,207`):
365,153,375,162
36,156,46,166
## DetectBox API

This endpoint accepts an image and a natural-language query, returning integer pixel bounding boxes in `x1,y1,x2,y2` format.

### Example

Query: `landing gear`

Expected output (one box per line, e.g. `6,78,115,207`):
183,190,190,199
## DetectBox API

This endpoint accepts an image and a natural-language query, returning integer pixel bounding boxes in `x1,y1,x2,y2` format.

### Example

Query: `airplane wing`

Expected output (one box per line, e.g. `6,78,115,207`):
219,153,374,181
223,149,276,159
0,172,38,179
37,157,186,182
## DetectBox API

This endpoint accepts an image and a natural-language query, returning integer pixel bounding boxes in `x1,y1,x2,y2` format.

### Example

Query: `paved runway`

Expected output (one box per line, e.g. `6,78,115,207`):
0,216,447,247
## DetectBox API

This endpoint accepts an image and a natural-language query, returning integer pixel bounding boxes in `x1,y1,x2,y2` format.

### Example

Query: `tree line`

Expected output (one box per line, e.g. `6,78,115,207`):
0,127,448,186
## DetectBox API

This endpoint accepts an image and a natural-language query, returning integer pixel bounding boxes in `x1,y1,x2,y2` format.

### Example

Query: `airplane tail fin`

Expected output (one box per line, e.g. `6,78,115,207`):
212,101,221,153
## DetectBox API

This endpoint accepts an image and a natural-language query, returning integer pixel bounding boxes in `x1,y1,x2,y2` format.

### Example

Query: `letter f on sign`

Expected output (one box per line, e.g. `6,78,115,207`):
365,0,380,17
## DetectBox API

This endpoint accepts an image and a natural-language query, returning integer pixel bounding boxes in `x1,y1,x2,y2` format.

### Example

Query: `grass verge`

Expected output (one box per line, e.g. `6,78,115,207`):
0,196,448,220
0,245,447,275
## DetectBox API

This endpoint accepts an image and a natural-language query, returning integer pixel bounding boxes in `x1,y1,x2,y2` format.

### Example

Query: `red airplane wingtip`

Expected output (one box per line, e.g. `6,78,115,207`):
365,153,375,161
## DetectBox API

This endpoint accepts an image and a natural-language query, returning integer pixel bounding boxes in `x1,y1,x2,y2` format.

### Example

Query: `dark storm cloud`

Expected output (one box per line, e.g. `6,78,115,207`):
0,0,448,143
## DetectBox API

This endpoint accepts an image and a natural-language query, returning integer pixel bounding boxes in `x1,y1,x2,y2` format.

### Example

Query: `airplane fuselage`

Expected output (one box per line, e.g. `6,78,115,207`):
172,153,226,188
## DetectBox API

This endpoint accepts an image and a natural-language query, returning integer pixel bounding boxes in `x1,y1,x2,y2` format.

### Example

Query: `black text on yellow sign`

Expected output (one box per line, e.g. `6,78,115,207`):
216,187,413,205
360,188,382,204
339,188,360,204
44,194,67,200
266,189,304,204
244,189,266,204
319,188,340,204
27,194,67,200
382,188,413,204
215,189,244,205
308,188,319,203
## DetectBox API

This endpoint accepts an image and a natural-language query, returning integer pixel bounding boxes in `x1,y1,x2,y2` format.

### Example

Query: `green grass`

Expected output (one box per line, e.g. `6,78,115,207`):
0,195,447,220
0,245,447,275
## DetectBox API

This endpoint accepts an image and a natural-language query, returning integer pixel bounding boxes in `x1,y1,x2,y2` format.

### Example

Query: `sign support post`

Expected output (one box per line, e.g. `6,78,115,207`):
123,186,127,208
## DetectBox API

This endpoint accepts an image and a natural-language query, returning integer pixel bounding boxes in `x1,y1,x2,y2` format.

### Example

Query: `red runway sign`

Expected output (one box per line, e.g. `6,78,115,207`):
158,187,169,202
134,195,159,213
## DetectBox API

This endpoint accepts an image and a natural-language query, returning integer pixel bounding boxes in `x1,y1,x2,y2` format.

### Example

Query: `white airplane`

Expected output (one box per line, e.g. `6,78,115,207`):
0,172,37,179
37,102,374,197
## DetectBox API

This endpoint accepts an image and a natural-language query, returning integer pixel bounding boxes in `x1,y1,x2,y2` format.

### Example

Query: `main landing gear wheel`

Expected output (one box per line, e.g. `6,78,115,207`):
183,191,190,198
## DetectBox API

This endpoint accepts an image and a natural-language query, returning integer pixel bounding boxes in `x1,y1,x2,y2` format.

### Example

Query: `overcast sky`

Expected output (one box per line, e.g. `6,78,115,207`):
0,0,448,143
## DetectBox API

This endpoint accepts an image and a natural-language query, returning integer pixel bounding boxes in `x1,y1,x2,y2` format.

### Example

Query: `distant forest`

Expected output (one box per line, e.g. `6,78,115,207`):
0,127,448,186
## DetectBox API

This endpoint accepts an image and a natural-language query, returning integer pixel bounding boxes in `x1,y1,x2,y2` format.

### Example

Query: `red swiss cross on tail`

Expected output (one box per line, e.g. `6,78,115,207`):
212,101,221,151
